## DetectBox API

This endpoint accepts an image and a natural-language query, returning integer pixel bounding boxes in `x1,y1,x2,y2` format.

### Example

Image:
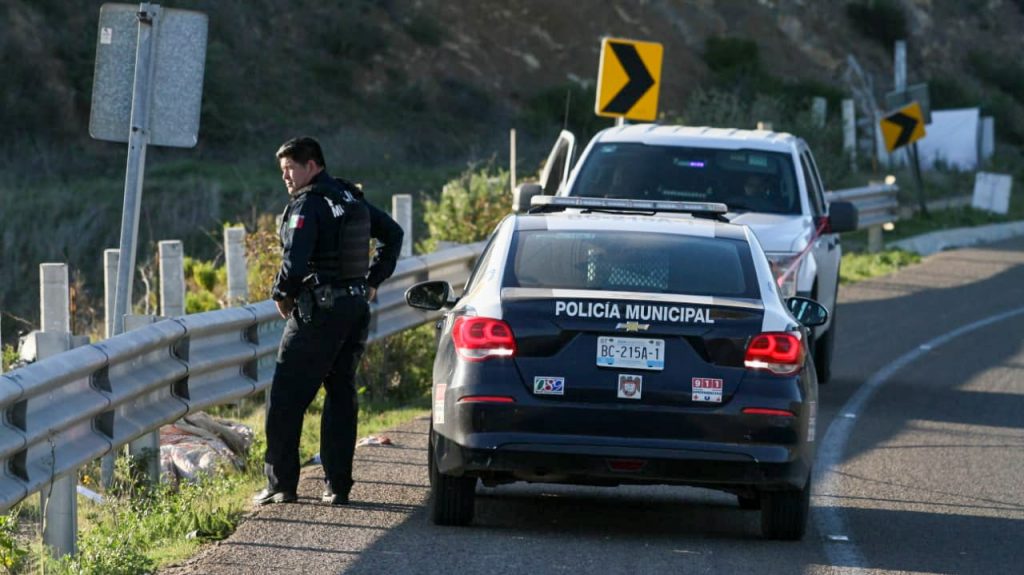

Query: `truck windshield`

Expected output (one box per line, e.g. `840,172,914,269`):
568,143,801,215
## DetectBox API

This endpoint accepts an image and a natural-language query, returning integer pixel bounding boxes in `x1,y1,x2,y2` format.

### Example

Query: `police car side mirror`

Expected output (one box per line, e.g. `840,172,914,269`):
405,280,455,311
827,201,858,234
786,296,829,328
513,183,544,213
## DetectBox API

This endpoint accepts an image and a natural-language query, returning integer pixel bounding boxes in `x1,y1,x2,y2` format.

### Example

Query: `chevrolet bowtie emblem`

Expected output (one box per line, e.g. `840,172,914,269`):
616,321,650,332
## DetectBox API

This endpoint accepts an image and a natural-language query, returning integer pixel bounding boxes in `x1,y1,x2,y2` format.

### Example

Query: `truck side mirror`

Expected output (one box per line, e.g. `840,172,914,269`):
828,201,858,233
513,183,544,213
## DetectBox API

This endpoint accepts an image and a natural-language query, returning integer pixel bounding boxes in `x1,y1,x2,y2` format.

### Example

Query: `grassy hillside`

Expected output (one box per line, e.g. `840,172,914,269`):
2,0,1024,338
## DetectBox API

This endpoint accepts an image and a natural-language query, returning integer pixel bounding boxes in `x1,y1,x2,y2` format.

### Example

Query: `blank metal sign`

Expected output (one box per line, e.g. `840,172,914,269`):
89,3,208,148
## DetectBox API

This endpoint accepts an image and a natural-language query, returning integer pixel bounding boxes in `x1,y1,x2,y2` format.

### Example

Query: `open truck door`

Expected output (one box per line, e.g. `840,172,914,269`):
514,130,576,212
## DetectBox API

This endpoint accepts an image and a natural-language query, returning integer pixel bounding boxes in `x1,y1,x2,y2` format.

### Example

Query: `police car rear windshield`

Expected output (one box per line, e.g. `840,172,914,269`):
504,230,758,298
568,143,800,215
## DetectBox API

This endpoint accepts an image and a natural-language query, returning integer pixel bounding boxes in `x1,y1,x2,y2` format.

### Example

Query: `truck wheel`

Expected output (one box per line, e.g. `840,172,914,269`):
760,474,810,540
428,430,475,526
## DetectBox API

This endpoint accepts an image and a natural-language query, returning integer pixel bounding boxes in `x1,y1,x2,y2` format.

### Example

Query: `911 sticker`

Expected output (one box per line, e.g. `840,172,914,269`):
692,377,723,403
617,374,642,400
433,384,446,425
534,376,565,396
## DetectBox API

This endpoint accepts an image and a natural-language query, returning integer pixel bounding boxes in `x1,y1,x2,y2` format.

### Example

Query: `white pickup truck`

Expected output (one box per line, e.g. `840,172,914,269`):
515,125,857,382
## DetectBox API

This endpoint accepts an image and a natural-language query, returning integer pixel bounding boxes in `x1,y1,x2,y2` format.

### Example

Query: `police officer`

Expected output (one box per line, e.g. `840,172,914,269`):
253,137,403,506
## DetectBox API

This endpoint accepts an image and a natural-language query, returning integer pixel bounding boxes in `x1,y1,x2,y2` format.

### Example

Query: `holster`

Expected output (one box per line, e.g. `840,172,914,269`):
313,284,334,310
297,290,314,324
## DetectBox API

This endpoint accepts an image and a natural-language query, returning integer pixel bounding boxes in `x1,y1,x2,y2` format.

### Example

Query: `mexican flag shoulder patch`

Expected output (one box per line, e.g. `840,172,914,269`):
288,214,305,229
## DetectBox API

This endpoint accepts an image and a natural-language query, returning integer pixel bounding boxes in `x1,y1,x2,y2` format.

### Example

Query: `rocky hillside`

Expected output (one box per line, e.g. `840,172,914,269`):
3,0,1023,166
1,0,1023,334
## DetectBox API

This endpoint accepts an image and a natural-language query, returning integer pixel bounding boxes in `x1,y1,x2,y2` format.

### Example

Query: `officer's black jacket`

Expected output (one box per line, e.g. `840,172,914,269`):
274,169,401,300
334,177,404,290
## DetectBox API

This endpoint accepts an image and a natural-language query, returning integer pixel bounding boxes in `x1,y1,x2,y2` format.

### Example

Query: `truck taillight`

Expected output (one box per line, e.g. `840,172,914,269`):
744,332,804,376
452,316,517,361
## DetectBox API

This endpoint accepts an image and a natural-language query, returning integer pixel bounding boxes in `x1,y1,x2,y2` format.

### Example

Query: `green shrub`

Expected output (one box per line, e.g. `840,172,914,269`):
0,509,28,573
841,249,922,284
357,323,437,404
845,0,908,50
191,260,219,293
186,291,221,314
418,163,511,253
55,525,154,575
245,214,281,302
1,344,17,373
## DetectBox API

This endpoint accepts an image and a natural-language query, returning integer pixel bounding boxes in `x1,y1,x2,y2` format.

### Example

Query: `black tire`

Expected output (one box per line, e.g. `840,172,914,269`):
813,314,835,384
760,474,810,540
737,494,760,510
428,430,475,526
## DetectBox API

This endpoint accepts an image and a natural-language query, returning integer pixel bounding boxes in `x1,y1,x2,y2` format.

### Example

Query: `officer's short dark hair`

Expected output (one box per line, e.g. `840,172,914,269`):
276,137,326,168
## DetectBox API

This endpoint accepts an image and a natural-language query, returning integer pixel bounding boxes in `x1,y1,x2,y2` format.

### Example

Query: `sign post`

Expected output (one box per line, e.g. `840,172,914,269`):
90,3,208,336
595,37,663,123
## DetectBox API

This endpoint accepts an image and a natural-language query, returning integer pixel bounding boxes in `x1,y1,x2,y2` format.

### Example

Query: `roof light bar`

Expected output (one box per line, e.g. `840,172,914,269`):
530,195,728,216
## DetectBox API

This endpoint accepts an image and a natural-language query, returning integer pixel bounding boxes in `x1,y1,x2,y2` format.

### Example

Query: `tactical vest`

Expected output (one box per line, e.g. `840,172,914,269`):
308,187,370,283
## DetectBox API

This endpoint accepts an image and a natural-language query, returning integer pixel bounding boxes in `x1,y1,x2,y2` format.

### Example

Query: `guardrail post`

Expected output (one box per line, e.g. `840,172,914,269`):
867,226,884,253
224,227,248,305
159,240,186,316
124,314,162,486
101,249,119,487
811,97,827,128
842,99,857,173
39,263,77,558
392,194,413,259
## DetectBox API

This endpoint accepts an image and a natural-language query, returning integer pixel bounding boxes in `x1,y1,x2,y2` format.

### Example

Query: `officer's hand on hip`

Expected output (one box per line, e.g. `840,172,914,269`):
276,297,295,319
367,286,377,303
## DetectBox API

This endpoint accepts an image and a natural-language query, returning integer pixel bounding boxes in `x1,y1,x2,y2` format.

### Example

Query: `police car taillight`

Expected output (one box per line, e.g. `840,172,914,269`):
744,332,804,376
452,316,517,361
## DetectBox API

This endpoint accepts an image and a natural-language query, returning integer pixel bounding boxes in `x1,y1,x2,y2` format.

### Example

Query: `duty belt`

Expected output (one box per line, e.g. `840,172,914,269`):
332,279,367,297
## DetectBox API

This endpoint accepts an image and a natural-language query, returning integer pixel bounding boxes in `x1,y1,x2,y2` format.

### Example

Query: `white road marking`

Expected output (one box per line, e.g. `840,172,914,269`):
813,305,1024,573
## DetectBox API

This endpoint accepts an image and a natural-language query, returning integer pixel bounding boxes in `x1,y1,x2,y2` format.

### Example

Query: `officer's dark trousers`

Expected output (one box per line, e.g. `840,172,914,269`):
264,294,370,494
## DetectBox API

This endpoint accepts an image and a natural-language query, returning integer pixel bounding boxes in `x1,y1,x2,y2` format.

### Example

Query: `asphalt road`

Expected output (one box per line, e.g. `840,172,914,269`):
163,237,1024,575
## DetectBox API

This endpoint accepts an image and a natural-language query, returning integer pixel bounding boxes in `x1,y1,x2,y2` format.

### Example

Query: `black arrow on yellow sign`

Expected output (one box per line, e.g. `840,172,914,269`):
601,42,655,115
887,111,918,149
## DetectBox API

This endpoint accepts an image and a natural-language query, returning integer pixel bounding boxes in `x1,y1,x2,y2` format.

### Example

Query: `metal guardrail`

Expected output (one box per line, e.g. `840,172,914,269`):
827,183,900,229
0,241,485,513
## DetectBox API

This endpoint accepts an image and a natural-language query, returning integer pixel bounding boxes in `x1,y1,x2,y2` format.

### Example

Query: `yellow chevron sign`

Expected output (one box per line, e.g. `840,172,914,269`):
595,38,663,122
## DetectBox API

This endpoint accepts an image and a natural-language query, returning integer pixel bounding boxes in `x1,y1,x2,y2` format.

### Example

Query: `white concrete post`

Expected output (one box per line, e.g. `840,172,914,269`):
510,128,517,194
158,240,185,316
224,227,248,305
392,194,413,259
894,40,907,92
842,99,857,172
811,97,827,128
104,250,120,339
101,249,119,487
39,264,76,558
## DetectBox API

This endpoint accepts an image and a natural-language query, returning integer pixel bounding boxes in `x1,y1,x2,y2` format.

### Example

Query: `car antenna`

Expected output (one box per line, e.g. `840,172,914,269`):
562,88,572,131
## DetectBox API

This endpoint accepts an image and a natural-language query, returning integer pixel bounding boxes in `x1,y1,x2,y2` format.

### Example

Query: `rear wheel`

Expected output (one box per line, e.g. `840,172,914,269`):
760,474,810,540
428,430,476,526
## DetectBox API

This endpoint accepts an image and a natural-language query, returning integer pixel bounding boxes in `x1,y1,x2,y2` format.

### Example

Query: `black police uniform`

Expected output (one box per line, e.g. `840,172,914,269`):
262,170,402,503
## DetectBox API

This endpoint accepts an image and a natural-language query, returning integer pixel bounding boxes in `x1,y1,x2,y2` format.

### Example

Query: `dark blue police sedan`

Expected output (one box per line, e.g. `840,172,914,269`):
405,196,828,539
